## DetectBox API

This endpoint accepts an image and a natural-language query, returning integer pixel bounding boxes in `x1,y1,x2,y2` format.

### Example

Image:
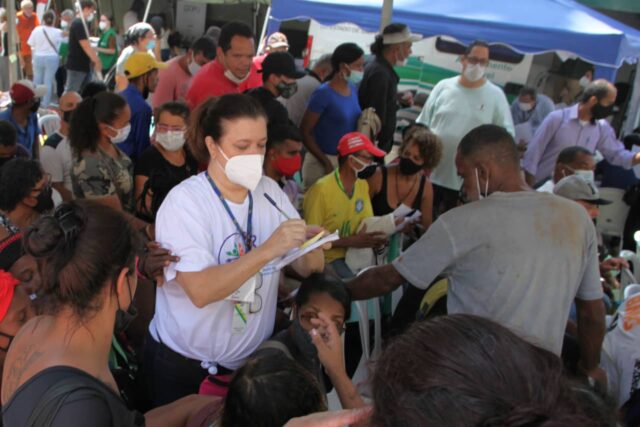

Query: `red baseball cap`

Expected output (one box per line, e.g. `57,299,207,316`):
337,132,386,158
10,80,46,104
0,270,19,324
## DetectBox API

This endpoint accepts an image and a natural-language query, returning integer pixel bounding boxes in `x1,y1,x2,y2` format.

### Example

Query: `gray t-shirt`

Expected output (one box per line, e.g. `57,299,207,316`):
393,191,602,355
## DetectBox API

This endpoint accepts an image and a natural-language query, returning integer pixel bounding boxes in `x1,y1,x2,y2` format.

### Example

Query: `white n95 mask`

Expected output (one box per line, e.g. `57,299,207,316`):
463,64,486,82
217,146,264,191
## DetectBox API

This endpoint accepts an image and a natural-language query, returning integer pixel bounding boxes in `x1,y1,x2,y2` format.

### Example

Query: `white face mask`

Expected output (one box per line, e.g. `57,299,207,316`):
395,49,408,67
217,145,263,191
99,21,108,31
579,76,590,88
574,169,595,184
108,124,131,144
518,102,534,112
86,12,95,23
61,21,69,30
224,69,249,85
463,64,486,83
156,130,185,151
188,59,201,76
475,168,489,201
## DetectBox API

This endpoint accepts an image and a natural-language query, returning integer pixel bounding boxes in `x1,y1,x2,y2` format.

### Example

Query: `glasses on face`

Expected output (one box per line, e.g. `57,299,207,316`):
300,312,346,334
249,273,263,314
353,153,374,165
466,56,489,66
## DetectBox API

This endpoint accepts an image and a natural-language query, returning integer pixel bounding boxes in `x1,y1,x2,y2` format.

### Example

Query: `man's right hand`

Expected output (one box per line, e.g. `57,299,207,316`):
348,225,387,249
264,219,307,258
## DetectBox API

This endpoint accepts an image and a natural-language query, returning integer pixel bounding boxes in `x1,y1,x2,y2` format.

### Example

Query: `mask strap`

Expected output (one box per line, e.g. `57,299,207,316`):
484,173,489,198
475,168,482,198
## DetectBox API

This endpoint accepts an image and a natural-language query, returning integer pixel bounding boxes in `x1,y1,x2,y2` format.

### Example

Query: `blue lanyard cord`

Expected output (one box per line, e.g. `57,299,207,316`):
205,172,254,252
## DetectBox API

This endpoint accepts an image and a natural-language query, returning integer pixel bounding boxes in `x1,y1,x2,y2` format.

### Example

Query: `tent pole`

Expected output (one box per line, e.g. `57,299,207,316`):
143,0,153,22
7,0,20,85
257,5,271,55
380,0,393,31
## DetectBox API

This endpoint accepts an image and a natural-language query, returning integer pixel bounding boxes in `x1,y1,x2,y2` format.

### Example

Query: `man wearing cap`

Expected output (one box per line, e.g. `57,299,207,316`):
39,91,82,201
303,132,388,279
281,54,333,128
554,174,611,221
253,32,289,72
348,125,606,386
186,22,262,109
246,52,304,129
0,80,46,159
16,0,39,80
120,52,167,162
416,40,514,215
359,23,422,154
524,80,640,187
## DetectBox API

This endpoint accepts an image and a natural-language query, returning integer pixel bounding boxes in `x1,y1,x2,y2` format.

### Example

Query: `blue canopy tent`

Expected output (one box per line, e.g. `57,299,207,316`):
267,0,640,80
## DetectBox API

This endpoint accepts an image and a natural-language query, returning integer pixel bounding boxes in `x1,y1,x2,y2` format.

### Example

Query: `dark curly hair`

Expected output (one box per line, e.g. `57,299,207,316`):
372,315,609,427
400,126,443,171
0,158,42,212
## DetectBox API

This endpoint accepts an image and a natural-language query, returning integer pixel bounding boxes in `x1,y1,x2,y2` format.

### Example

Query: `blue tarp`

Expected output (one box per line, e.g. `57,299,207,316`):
269,0,640,77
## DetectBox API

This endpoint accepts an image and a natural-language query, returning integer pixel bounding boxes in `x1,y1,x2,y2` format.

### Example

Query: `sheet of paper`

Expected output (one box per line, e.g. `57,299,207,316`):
268,231,340,272
357,214,396,236
392,204,414,220
395,210,422,232
515,122,534,145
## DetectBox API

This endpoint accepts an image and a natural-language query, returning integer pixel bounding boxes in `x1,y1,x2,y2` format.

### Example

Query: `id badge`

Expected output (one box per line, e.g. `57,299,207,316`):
225,275,257,304
232,303,248,335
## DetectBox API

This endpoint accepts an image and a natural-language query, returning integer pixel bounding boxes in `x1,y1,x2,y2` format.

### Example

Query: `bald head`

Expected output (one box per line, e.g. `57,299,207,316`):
59,91,82,113
580,79,616,105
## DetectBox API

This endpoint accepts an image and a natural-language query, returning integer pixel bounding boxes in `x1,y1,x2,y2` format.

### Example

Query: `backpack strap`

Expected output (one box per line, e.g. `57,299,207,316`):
256,340,294,360
26,375,140,427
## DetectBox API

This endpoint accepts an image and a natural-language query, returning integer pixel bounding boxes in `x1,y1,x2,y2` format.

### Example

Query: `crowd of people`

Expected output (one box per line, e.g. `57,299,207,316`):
0,3,638,426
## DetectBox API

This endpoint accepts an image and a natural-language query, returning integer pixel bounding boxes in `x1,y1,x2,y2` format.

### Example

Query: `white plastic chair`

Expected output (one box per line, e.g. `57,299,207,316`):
620,250,640,282
38,114,61,138
596,187,630,240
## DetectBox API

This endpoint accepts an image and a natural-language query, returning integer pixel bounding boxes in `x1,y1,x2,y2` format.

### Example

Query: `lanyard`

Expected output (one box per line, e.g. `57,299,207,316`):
205,172,254,252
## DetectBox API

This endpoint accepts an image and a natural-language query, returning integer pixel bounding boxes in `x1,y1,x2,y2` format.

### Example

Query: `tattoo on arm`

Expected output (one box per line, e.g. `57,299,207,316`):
2,345,44,402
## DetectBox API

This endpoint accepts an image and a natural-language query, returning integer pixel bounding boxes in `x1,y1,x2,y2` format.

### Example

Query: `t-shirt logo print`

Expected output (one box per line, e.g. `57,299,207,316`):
218,232,257,264
355,199,364,213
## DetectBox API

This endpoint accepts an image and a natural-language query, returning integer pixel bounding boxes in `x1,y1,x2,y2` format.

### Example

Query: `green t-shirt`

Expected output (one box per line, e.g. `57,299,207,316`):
59,41,69,61
98,28,118,71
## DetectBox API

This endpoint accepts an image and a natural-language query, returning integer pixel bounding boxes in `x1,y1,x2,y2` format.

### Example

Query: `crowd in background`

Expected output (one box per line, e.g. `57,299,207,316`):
0,2,638,426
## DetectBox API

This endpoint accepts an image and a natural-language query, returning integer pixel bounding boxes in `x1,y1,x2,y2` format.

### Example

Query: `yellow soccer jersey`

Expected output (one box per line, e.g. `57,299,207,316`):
303,170,373,263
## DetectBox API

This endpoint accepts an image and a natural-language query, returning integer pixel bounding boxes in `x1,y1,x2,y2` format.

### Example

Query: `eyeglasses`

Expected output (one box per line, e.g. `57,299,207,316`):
466,56,489,66
299,313,346,334
249,273,263,314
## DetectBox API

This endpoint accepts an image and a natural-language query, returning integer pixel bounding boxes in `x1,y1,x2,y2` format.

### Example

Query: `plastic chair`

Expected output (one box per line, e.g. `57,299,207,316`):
620,250,640,282
38,114,61,138
597,188,630,240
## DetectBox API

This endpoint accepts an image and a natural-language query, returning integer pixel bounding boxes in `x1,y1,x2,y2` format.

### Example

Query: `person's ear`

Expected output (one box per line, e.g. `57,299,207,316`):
205,136,220,161
587,95,598,107
115,267,128,300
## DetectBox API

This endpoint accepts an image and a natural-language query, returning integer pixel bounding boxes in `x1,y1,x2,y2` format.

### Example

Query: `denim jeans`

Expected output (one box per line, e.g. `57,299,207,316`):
65,69,92,93
33,55,60,107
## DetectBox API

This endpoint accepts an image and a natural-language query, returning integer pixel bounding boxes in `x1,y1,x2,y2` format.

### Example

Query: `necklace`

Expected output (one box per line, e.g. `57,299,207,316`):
394,169,418,207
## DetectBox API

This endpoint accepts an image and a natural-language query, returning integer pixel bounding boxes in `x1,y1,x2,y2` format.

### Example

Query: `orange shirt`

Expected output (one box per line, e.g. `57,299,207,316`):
16,11,39,56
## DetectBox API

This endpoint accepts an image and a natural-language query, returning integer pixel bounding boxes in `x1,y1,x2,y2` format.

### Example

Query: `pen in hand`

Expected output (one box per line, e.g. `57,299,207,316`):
264,193,291,220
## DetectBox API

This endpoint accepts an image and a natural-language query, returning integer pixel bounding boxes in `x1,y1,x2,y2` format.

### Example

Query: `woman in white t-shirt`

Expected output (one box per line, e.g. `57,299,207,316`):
27,10,62,108
145,94,326,406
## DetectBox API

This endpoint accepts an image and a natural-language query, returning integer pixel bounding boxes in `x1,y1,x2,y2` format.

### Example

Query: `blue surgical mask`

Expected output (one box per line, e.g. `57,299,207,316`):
147,39,156,50
346,68,364,86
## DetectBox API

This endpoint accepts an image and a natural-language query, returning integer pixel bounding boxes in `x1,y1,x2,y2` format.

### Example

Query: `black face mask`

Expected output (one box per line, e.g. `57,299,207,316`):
114,277,138,335
399,157,423,176
591,103,614,122
34,184,54,213
356,163,377,180
0,156,14,169
63,110,73,123
0,331,14,352
30,99,40,114
291,317,317,360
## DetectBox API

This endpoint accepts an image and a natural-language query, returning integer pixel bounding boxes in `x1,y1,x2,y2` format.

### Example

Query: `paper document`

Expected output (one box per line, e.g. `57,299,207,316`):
392,204,414,220
395,210,422,232
266,231,340,272
357,214,396,237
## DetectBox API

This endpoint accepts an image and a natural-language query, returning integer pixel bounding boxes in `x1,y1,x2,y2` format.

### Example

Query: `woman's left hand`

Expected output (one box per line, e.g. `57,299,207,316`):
310,312,345,377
